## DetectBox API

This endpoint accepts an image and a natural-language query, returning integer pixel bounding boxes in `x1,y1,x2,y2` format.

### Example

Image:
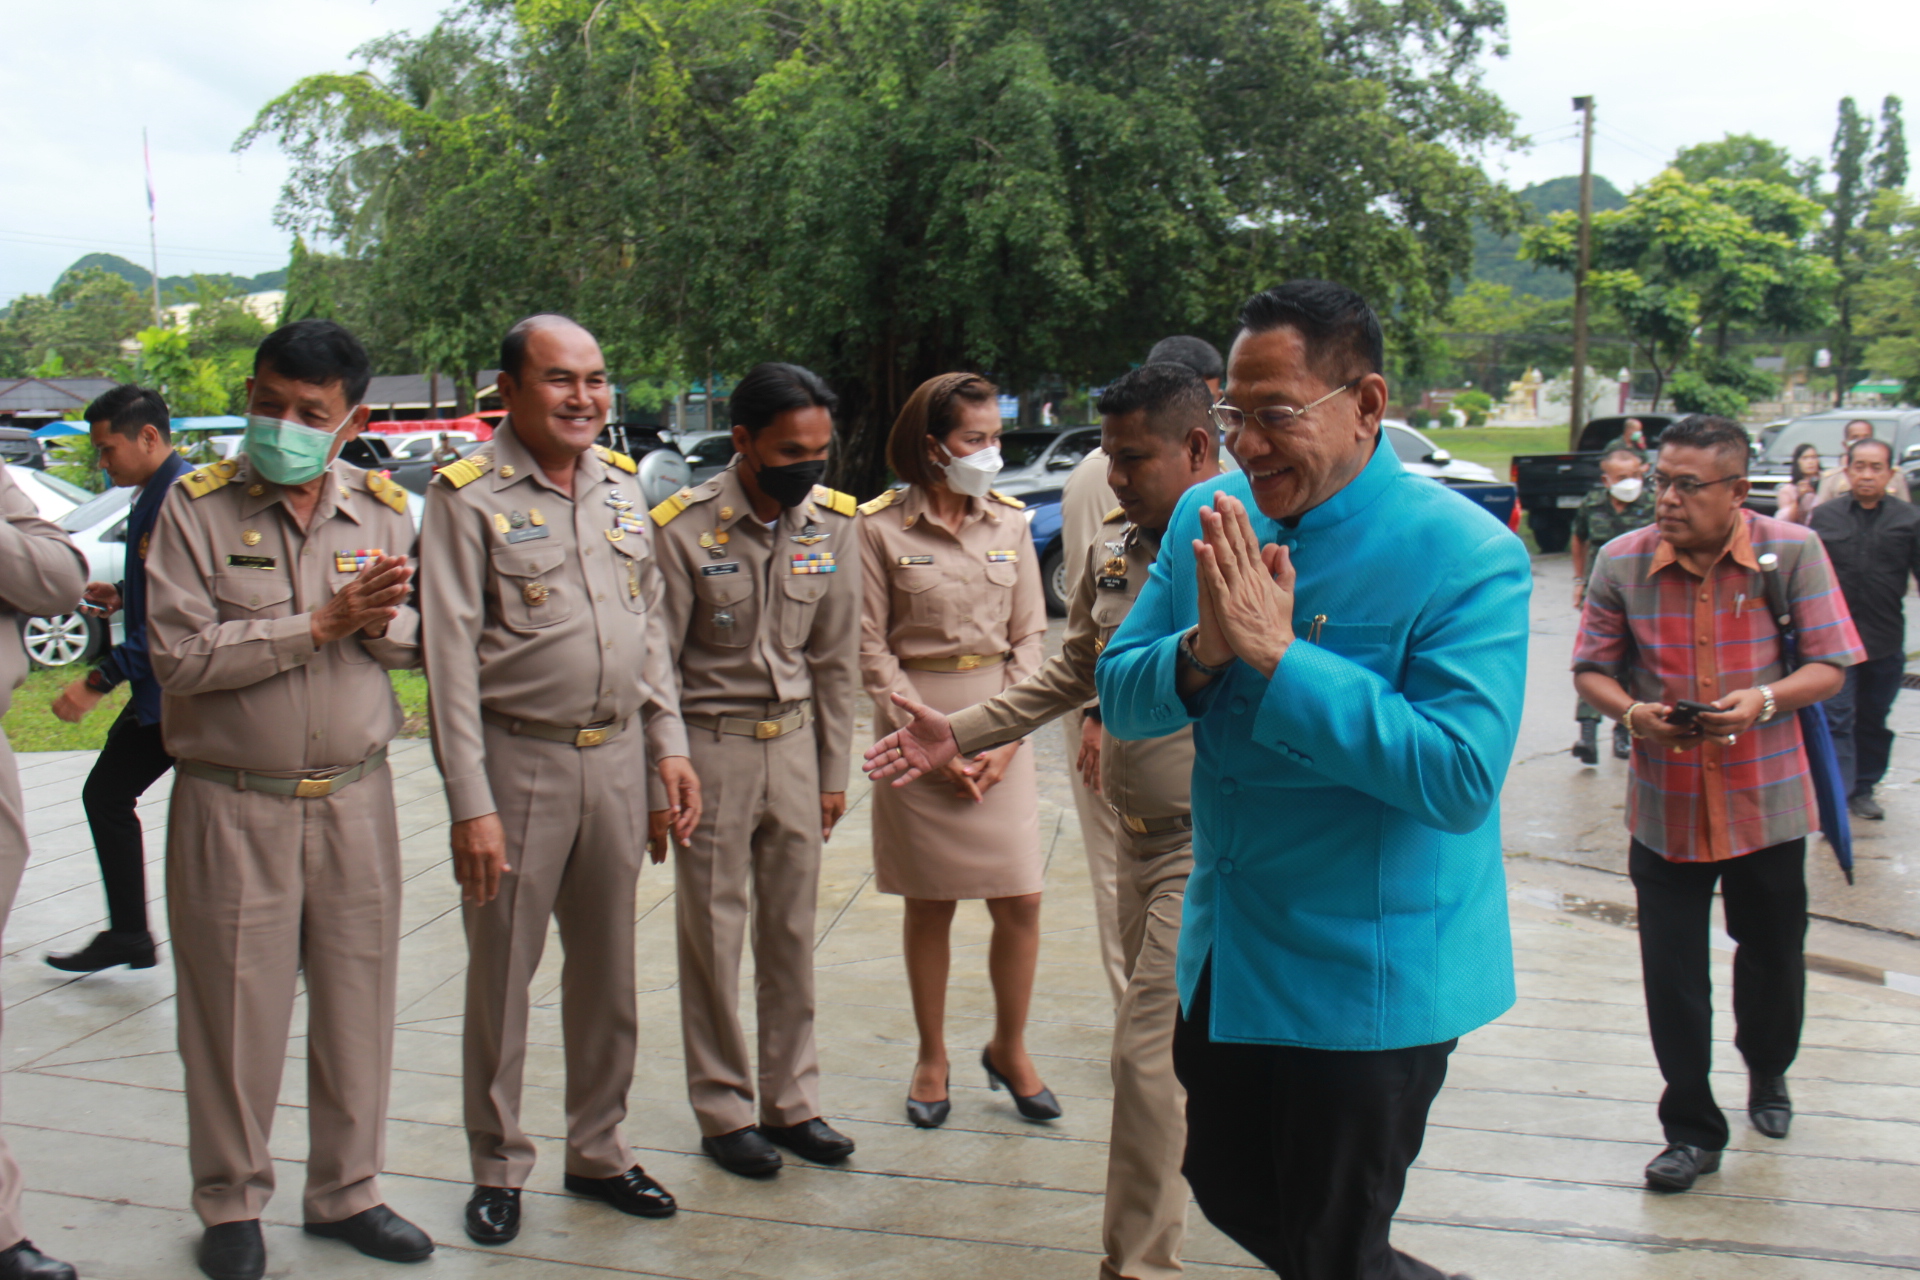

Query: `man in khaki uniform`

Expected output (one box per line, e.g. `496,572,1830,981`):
1058,338,1223,1007
144,320,431,1280
866,364,1217,1280
0,468,86,1280
650,362,864,1176
419,314,700,1247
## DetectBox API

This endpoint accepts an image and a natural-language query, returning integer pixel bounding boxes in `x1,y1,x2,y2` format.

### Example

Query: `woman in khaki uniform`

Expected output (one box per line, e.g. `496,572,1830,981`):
858,373,1057,1127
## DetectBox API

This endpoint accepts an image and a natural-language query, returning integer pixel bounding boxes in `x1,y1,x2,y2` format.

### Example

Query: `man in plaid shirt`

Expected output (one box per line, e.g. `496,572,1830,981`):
1572,415,1861,1193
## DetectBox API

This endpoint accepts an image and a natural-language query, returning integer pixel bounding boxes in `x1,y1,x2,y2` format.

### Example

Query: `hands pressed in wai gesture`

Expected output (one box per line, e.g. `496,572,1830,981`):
1192,492,1295,679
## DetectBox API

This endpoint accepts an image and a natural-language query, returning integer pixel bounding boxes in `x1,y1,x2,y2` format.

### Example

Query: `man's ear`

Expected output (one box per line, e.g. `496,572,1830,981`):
1354,373,1389,429
340,404,372,440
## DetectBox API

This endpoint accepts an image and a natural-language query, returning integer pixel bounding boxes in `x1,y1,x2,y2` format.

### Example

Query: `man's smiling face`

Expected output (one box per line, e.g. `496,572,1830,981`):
1220,326,1379,522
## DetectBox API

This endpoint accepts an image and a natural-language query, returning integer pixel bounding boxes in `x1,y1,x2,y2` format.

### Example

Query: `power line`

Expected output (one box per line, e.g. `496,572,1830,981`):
0,228,288,263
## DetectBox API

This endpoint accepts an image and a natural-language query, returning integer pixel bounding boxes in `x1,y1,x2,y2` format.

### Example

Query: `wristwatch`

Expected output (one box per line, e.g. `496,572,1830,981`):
84,668,115,695
1177,627,1233,676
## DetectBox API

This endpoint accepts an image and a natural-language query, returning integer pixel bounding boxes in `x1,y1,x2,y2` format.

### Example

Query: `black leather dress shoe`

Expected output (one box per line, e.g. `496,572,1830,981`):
303,1203,434,1262
701,1126,783,1177
198,1219,265,1280
981,1046,1062,1121
1749,1074,1792,1139
760,1117,856,1164
1849,792,1885,821
0,1239,77,1280
1644,1143,1722,1191
45,930,156,973
563,1166,677,1218
465,1186,521,1245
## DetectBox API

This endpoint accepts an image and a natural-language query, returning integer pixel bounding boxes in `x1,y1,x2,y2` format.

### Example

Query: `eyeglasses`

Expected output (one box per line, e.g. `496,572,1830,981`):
1650,473,1742,497
1211,382,1357,434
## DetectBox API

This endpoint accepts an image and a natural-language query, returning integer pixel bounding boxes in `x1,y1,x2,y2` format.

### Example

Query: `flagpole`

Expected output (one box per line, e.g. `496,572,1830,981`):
144,128,162,326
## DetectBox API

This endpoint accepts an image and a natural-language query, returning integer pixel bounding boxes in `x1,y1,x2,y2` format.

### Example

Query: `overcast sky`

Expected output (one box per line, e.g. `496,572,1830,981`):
3,1,1915,309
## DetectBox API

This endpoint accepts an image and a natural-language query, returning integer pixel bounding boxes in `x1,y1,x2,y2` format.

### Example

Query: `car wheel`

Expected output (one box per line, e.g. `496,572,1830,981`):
24,612,103,669
1041,544,1069,618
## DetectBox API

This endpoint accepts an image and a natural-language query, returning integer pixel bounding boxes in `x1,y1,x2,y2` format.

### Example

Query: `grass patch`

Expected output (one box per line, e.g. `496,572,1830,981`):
1425,426,1578,481
4,667,433,753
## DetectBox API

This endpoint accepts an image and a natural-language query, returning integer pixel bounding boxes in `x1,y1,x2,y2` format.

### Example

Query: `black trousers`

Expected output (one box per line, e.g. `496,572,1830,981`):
1826,652,1904,799
80,704,175,935
1173,965,1454,1280
1629,838,1806,1151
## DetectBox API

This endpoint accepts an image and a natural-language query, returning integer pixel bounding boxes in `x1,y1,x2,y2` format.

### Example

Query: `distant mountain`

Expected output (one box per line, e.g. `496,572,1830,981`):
61,253,288,306
1471,175,1627,300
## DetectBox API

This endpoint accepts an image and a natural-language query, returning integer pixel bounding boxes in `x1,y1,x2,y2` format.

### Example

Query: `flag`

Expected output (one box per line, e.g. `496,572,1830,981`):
144,129,155,219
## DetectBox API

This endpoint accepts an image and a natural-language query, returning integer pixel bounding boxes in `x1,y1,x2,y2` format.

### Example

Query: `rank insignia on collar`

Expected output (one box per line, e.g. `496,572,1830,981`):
335,549,385,574
791,551,837,575
987,549,1018,562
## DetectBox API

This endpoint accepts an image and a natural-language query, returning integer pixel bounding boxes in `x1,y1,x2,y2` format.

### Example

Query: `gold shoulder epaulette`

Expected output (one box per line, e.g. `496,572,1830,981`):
437,452,494,488
812,484,858,518
1104,505,1126,523
365,469,409,514
650,488,697,526
179,458,239,499
857,488,901,517
989,489,1025,509
595,444,638,474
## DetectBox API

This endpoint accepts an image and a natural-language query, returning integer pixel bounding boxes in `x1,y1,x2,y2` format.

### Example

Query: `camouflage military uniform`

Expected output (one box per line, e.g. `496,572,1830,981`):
1573,485,1657,724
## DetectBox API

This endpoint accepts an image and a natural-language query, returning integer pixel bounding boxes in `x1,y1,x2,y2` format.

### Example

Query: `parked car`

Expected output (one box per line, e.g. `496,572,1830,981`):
1744,409,1920,515
385,430,478,461
1510,414,1677,552
1382,420,1499,484
6,463,91,521
388,438,484,495
388,429,690,509
991,427,1103,505
677,431,736,485
338,434,396,469
0,428,46,469
23,485,135,668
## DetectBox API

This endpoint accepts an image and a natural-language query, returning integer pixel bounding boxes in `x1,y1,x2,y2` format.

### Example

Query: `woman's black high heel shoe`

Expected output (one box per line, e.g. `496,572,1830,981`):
906,1072,951,1129
981,1046,1062,1121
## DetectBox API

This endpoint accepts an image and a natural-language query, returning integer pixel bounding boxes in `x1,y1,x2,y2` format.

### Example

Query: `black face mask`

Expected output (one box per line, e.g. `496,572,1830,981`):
750,454,828,509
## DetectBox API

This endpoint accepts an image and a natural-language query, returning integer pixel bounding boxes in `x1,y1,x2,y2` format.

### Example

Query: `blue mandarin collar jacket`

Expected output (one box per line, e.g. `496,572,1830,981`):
1096,434,1531,1050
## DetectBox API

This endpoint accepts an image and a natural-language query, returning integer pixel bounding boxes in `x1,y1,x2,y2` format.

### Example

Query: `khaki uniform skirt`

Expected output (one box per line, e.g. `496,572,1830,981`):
871,663,1042,900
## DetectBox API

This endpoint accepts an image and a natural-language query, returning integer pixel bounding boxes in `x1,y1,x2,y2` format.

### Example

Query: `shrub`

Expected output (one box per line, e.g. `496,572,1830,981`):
1452,389,1493,427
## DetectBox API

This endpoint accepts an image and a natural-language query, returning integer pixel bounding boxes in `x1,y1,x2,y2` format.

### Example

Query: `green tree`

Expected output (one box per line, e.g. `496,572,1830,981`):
1825,96,1909,406
244,0,1521,495
0,266,150,376
1522,169,1834,410
134,328,238,418
1671,134,1821,196
1859,192,1920,402
1872,95,1909,192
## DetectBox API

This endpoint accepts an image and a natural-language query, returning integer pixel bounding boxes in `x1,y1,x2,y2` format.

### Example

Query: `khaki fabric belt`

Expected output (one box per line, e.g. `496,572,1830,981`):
685,701,812,741
1120,811,1193,836
901,652,1008,673
482,708,628,748
178,745,389,799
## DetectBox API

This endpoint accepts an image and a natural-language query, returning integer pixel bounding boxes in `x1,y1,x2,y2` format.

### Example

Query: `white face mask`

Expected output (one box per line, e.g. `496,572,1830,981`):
940,443,1003,498
1609,477,1644,505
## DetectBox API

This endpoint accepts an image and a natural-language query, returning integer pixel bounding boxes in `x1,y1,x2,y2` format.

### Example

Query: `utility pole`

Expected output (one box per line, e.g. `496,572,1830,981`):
1568,96,1595,450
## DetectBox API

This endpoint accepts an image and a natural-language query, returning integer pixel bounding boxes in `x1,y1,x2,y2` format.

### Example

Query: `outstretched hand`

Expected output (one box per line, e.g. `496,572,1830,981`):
864,692,962,786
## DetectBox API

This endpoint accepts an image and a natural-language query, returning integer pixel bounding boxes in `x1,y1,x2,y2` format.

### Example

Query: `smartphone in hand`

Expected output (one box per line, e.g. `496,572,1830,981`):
1668,699,1718,726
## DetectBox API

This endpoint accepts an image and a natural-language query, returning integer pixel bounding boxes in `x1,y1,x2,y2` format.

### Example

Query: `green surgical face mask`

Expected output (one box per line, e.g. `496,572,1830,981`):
242,410,350,486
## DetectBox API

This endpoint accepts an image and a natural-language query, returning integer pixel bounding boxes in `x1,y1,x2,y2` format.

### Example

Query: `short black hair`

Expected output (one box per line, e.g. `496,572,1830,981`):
1601,448,1644,467
500,313,585,382
254,319,372,406
1659,414,1751,474
1145,336,1224,383
1847,435,1894,465
728,362,839,438
84,383,170,441
1098,363,1212,445
1237,280,1384,386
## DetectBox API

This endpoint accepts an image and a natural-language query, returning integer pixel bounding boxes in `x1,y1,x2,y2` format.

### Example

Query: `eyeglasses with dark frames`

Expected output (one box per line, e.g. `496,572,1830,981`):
1650,473,1742,497
1210,381,1357,435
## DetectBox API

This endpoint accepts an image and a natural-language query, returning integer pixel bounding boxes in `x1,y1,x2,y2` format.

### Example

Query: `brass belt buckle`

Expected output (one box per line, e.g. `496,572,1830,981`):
1123,814,1148,834
755,718,782,739
956,654,983,671
575,727,610,748
295,776,336,798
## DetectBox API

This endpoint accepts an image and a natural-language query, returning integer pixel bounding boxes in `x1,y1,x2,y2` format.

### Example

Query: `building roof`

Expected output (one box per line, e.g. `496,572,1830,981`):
0,378,117,415
364,371,502,410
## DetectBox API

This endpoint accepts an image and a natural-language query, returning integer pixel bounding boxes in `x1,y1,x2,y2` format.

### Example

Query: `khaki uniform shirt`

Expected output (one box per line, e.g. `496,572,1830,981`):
144,455,421,771
419,422,688,823
1818,465,1910,504
1060,448,1118,573
951,510,1192,821
649,463,863,801
857,485,1046,732
0,468,87,715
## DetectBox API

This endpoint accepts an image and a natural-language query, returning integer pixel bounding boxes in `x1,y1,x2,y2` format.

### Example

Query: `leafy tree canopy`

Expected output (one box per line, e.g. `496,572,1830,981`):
1671,134,1821,197
242,0,1521,493
0,266,151,377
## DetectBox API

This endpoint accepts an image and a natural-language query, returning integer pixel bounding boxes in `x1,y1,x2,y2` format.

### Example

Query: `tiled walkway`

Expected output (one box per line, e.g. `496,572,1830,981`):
5,736,1918,1277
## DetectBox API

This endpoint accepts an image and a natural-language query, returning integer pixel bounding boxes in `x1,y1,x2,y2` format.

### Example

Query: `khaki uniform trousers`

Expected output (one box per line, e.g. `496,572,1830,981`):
166,765,402,1227
1101,823,1194,1280
0,739,32,1250
464,717,648,1187
1065,709,1126,1006
676,722,822,1136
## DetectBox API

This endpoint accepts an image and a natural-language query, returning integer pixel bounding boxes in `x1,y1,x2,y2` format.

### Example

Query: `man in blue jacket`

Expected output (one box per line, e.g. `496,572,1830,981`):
45,384,188,974
1098,280,1530,1279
